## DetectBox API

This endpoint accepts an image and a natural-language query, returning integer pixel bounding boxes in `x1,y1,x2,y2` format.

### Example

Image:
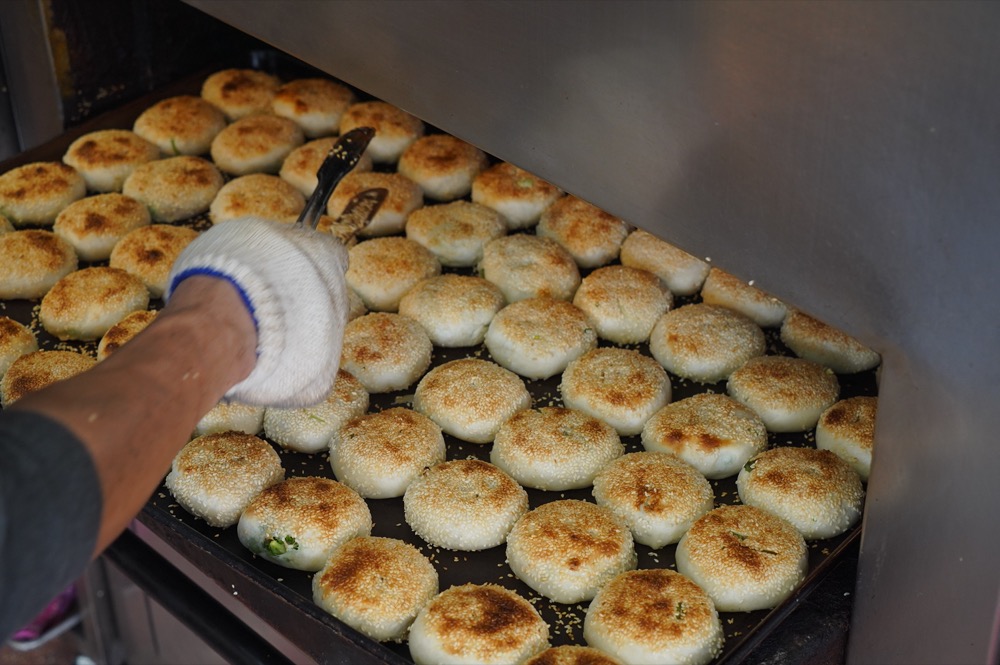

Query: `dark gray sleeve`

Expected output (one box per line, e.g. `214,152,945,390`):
0,410,103,641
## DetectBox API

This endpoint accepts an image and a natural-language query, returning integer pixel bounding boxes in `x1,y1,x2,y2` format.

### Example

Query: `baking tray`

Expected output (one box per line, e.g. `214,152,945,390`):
0,55,877,664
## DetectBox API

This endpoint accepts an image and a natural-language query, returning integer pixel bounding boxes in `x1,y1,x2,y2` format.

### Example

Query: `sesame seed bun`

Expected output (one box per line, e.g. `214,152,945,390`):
408,583,549,665
63,130,160,193
0,229,77,299
122,155,224,223
413,358,531,444
619,230,709,297
727,355,840,432
280,136,373,198
675,505,808,612
209,173,305,224
346,237,441,312
0,162,86,227
329,407,446,499
524,645,623,665
649,303,767,384
593,452,714,549
39,266,149,340
272,78,355,138
398,274,505,347
572,265,672,345
397,134,489,201
506,499,637,604
263,368,369,453
194,400,265,437
165,431,284,528
471,162,563,230
97,309,156,361
737,446,864,540
815,396,877,481
339,313,433,393
0,317,38,380
53,193,151,261
490,406,623,491
109,224,199,298
641,393,768,480
536,196,630,269
201,68,281,121
405,201,507,268
326,171,423,237
0,349,95,406
700,268,787,328
313,536,438,642
133,95,228,156
560,348,671,436
339,101,424,164
583,569,723,665
780,309,881,374
403,459,528,551
485,298,597,380
346,287,366,320
236,476,372,571
480,234,581,303
210,114,305,176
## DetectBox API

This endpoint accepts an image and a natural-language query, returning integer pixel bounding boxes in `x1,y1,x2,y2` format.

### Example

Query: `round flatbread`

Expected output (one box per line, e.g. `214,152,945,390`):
397,133,489,201
210,114,305,176
63,129,160,193
471,162,562,230
40,266,149,340
0,162,86,227
201,68,281,121
536,195,629,268
619,230,709,297
133,94,228,156
346,237,441,312
339,100,425,163
699,267,787,328
480,233,580,303
209,173,305,224
1,350,95,407
815,396,877,482
272,78,355,138
398,274,505,347
53,193,151,261
0,229,77,300
405,200,507,268
0,317,38,380
97,309,156,361
572,265,672,345
109,224,199,298
727,355,840,432
122,155,224,223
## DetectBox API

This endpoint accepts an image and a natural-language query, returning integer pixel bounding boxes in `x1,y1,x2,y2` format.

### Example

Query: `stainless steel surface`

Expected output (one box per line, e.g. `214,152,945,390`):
0,0,64,153
186,2,1000,663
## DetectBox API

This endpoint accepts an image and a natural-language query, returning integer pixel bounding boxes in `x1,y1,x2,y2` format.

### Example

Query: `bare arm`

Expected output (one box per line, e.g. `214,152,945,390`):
10,275,257,555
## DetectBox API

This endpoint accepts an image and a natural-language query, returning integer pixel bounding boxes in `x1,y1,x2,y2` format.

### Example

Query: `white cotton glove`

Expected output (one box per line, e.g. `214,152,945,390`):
165,216,349,408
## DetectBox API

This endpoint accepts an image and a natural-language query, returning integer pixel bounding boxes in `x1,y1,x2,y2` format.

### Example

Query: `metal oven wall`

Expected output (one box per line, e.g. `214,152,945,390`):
181,2,1000,664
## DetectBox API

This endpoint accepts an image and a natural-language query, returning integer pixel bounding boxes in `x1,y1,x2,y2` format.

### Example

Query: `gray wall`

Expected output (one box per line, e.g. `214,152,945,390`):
187,2,1000,663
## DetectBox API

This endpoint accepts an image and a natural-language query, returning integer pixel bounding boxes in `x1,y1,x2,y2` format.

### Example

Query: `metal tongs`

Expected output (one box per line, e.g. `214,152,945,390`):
295,126,387,239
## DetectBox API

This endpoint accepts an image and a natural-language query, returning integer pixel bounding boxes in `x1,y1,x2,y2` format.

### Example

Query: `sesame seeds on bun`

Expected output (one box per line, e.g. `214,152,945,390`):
63,129,160,193
583,569,723,665
403,459,528,551
472,162,563,230
398,274,505,347
506,499,637,604
560,347,671,436
339,312,433,393
675,504,808,612
490,406,624,491
209,173,305,224
122,155,224,223
329,407,446,499
313,536,438,642
727,355,840,432
405,200,507,268
737,446,864,540
133,95,228,156
236,476,372,571
700,268,787,328
641,393,769,480
524,646,624,665
0,162,86,228
339,100,425,164
326,171,423,237
1,349,95,407
619,230,709,297
480,234,581,303
109,224,199,298
201,68,281,121
0,317,38,380
572,265,672,345
263,368,369,452
53,193,151,261
194,400,265,437
413,358,531,444
39,266,149,340
397,133,489,201
536,195,630,269
280,136,373,198
592,452,715,549
0,229,77,300
165,431,284,528
346,237,441,312
97,309,156,361
780,309,881,374
408,583,549,665
272,78,356,138
815,396,877,481
485,297,597,380
210,113,305,176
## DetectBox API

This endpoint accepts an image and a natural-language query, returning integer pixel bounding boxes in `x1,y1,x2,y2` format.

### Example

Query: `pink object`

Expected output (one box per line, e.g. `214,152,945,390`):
10,585,77,643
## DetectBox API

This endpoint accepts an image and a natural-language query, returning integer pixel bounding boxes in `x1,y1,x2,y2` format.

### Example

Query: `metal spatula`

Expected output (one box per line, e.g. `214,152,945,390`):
295,126,375,230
